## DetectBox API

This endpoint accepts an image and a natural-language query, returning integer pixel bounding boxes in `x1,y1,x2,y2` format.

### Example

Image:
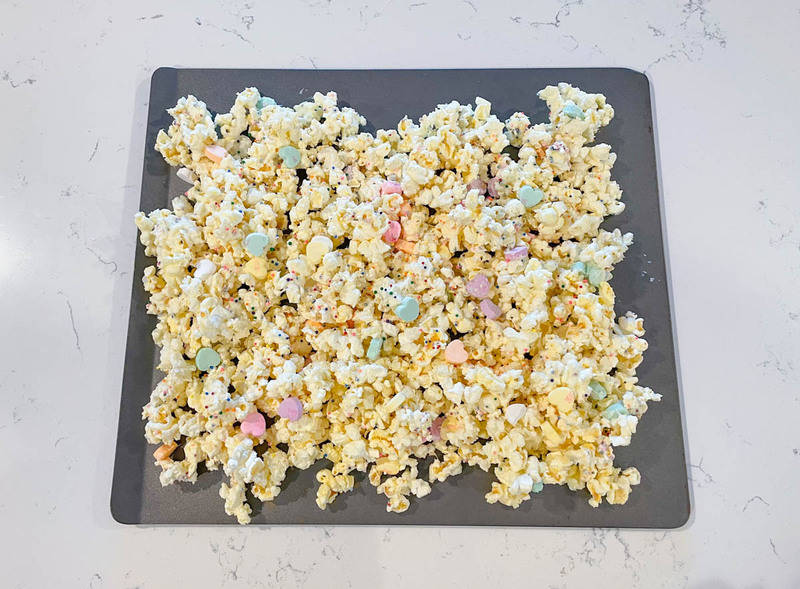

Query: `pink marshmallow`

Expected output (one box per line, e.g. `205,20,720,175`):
278,396,304,421
465,274,490,298
480,299,502,320
487,177,501,198
380,180,403,196
444,340,469,364
382,220,402,244
504,245,529,262
467,178,487,194
430,416,444,441
204,145,228,163
240,412,266,437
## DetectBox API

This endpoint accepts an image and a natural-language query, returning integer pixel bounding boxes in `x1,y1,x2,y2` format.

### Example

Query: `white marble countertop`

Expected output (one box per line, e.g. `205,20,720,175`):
2,0,798,586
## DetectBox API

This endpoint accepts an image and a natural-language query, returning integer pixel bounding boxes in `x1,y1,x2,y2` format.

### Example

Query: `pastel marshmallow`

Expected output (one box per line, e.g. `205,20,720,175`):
380,180,403,195
278,397,304,421
479,299,502,320
466,274,490,298
504,245,529,262
241,412,266,437
204,145,227,163
382,221,402,244
444,340,468,364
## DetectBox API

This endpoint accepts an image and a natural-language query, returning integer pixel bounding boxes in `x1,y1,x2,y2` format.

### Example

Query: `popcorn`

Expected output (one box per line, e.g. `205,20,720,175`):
138,84,660,523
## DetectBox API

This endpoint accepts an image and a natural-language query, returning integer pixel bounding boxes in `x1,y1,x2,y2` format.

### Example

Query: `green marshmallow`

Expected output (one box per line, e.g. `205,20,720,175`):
532,481,544,493
603,401,628,419
518,185,544,208
278,145,301,169
257,96,277,110
588,380,608,400
366,337,383,360
571,261,586,274
195,347,221,372
395,296,420,322
244,232,270,256
562,101,585,119
586,262,606,287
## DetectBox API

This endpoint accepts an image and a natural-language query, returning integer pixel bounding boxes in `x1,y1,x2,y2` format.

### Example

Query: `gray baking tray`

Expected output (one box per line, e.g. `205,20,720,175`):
111,67,689,527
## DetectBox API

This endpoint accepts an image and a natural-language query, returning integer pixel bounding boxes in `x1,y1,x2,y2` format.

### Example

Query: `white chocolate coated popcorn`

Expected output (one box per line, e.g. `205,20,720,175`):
137,83,660,523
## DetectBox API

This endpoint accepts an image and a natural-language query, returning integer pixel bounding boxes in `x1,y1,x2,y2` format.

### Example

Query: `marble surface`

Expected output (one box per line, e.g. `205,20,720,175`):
1,0,798,586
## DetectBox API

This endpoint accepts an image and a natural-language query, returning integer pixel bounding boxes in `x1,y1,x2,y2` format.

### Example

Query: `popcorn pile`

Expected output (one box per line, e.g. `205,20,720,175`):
136,82,660,524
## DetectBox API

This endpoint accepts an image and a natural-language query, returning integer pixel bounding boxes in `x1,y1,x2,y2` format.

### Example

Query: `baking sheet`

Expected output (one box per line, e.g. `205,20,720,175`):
111,67,689,527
